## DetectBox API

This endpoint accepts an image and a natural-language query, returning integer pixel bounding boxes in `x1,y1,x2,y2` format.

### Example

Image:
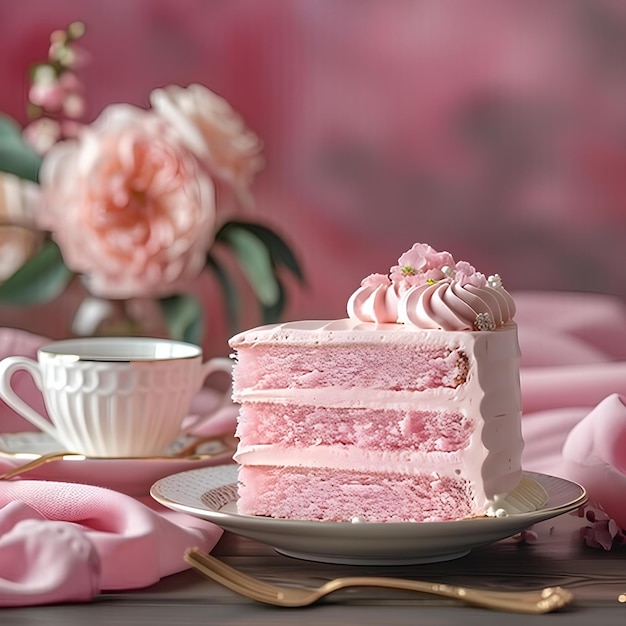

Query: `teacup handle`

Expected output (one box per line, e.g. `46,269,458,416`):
182,357,234,433
0,356,60,440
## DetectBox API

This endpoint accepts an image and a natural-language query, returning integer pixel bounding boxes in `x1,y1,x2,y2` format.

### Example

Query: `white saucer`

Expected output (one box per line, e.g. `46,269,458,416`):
150,465,587,565
0,432,236,496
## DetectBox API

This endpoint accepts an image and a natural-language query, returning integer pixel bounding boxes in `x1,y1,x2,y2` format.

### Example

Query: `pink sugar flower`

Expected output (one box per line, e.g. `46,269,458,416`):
423,267,448,283
429,249,456,271
453,260,487,287
390,243,455,283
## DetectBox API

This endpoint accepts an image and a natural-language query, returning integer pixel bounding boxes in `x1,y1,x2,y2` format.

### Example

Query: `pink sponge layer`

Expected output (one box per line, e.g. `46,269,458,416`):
237,466,473,523
233,346,468,392
237,404,472,452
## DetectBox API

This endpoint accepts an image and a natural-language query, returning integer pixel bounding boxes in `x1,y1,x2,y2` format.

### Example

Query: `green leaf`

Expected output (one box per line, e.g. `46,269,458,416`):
0,240,73,305
218,220,304,282
261,274,286,325
214,221,304,326
0,115,22,139
217,224,280,307
158,293,204,344
206,254,241,332
0,115,42,183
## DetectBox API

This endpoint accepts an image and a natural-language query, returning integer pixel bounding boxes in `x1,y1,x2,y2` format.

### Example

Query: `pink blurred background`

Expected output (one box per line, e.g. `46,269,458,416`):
1,0,625,357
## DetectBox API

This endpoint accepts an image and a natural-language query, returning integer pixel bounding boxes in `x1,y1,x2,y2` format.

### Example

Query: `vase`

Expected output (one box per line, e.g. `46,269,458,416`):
71,296,170,338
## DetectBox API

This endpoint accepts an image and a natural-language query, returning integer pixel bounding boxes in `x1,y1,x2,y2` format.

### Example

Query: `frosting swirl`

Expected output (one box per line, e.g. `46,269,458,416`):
346,243,516,331
397,279,515,331
347,274,400,323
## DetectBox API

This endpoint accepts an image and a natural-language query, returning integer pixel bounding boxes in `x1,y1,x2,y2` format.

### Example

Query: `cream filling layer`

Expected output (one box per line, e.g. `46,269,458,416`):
234,443,468,473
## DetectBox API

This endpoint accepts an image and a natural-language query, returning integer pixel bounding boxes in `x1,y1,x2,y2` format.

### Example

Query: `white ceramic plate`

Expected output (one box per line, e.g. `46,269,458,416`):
0,432,237,496
151,465,587,565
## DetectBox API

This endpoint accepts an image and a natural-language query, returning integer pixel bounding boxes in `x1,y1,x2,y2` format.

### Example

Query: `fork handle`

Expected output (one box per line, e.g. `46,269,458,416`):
328,577,571,613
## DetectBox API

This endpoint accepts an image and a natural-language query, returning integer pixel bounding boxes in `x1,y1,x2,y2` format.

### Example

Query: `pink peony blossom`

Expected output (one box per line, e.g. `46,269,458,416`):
37,103,216,299
150,84,264,208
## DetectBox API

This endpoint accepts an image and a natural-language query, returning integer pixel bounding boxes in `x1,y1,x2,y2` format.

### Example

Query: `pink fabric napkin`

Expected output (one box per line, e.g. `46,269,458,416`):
0,480,221,606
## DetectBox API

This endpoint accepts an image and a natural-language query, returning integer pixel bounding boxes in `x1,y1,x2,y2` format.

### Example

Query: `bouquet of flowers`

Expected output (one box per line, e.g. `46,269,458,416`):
0,22,302,342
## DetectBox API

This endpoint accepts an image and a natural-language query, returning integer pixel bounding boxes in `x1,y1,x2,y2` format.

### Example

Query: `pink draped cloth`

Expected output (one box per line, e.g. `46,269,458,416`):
0,483,222,606
1,289,626,605
515,292,626,531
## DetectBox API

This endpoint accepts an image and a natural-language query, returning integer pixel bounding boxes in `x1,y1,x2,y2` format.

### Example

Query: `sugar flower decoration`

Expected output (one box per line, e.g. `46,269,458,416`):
348,242,516,330
453,260,487,287
390,243,454,285
388,243,492,290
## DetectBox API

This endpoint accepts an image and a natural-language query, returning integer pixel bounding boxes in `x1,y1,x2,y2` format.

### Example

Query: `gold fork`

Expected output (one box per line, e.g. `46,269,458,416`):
184,548,573,613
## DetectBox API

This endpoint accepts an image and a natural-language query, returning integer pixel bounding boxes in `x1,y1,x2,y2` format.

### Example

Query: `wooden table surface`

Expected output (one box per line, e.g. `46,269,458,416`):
4,510,626,625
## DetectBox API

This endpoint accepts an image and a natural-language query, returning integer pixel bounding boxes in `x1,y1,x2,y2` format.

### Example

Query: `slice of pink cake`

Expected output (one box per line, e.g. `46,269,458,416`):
229,243,526,523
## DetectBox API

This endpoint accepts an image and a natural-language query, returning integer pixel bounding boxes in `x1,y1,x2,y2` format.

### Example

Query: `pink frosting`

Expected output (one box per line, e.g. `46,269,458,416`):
397,280,516,331
347,244,516,331
466,284,516,324
346,274,401,323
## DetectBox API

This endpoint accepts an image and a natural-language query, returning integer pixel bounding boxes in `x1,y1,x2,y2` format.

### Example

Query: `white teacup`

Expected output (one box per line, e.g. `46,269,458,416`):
0,336,233,457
